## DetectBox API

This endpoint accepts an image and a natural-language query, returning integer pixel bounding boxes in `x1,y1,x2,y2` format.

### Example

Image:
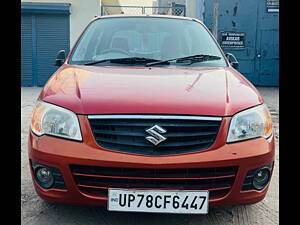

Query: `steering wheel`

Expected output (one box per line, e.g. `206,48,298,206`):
100,48,130,56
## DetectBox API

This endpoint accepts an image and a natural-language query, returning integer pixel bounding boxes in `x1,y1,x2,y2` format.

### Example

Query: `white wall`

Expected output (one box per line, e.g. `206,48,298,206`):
185,0,204,20
21,0,101,48
116,0,155,14
117,0,155,6
185,0,196,17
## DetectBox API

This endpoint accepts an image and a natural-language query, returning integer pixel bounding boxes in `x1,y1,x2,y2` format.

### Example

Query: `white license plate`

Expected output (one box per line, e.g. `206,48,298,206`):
108,189,209,214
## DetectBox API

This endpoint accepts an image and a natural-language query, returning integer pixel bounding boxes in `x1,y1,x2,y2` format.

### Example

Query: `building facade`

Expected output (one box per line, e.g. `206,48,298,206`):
187,0,279,86
21,0,100,86
21,0,279,87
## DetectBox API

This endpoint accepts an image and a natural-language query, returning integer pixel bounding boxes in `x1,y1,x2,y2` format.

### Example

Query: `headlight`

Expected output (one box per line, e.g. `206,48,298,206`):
31,100,82,141
227,104,272,143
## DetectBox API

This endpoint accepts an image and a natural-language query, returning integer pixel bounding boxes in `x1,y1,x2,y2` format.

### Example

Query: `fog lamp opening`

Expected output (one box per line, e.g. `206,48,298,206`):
35,166,54,189
253,167,271,190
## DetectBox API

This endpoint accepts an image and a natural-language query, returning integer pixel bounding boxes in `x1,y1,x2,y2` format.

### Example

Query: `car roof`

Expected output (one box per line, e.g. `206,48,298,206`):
91,14,203,24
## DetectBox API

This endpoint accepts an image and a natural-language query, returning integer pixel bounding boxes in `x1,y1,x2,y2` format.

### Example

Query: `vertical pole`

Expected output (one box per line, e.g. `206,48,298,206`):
31,15,37,86
212,0,219,39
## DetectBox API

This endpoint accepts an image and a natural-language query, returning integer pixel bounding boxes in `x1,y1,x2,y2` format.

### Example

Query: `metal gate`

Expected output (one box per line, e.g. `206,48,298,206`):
21,3,70,87
101,5,186,16
204,0,279,86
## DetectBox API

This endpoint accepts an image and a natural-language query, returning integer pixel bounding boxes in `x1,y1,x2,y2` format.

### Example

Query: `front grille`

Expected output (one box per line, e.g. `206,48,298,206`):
70,165,238,200
88,115,222,155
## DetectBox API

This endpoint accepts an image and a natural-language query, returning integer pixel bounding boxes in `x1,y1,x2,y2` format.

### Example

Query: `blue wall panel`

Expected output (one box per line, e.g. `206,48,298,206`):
21,3,70,87
204,0,279,86
21,15,33,86
36,14,70,86
21,3,70,15
255,0,279,86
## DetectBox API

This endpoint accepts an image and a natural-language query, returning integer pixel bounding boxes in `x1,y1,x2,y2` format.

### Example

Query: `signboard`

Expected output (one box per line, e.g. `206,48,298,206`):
220,32,245,49
266,0,279,12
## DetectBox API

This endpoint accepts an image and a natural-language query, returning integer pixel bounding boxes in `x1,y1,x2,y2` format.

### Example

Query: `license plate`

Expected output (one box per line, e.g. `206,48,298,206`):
108,189,209,214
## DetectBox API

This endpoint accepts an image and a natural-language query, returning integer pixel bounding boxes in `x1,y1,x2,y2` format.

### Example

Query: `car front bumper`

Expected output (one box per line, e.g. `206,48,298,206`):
28,116,275,207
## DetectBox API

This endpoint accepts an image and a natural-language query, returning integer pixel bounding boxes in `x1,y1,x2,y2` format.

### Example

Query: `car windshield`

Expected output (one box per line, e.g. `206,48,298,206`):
69,17,227,67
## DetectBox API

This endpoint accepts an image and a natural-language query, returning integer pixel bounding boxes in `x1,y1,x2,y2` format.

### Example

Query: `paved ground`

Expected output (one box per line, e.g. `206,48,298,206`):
21,87,279,225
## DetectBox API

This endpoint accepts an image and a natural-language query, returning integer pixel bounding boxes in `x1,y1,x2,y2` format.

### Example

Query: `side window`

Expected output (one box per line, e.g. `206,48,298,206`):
181,28,192,56
186,28,200,55
92,32,105,57
187,26,221,56
72,24,98,61
110,30,142,53
147,32,168,58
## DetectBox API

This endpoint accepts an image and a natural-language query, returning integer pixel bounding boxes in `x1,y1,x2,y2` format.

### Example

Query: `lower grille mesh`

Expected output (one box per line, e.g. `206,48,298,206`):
70,165,238,200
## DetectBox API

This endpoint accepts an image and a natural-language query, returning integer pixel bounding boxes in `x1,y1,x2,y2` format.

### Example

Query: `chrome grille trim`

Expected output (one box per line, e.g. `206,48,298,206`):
88,115,222,121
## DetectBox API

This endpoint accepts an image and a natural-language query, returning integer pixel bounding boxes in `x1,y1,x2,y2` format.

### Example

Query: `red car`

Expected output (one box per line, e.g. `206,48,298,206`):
28,15,274,214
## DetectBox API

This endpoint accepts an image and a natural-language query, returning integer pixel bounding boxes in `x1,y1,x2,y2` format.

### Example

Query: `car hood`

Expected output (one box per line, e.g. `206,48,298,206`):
39,65,263,116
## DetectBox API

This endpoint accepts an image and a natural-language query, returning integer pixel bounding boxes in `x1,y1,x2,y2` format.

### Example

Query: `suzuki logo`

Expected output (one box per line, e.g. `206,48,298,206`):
145,125,167,145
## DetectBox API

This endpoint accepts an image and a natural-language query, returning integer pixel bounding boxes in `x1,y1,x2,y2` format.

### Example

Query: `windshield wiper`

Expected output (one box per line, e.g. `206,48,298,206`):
84,57,163,66
145,54,221,67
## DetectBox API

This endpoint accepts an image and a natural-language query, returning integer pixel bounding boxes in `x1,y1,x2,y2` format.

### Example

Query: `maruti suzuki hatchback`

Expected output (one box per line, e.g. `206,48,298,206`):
28,15,274,214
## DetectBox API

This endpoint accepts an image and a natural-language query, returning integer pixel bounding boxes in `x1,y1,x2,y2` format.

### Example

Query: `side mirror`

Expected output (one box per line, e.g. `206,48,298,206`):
225,53,239,69
54,50,66,66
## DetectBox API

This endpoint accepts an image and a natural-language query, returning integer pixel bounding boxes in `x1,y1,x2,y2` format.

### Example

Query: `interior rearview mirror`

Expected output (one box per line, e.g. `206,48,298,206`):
54,50,66,66
225,53,239,70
